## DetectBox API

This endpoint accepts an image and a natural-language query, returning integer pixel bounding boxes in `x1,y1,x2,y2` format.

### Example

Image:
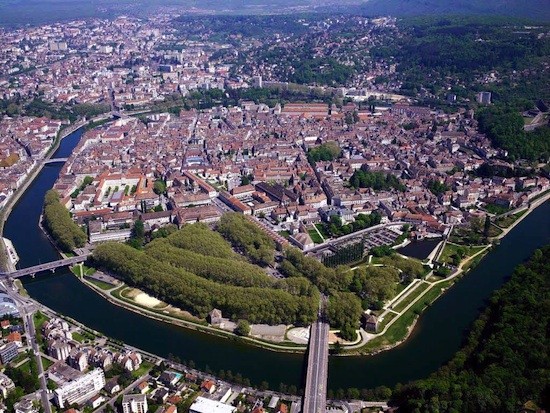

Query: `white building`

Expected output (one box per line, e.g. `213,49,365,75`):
122,394,148,413
189,397,236,413
54,368,106,408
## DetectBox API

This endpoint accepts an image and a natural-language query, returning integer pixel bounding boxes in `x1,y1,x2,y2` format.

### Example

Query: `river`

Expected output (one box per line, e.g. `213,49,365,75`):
4,128,550,391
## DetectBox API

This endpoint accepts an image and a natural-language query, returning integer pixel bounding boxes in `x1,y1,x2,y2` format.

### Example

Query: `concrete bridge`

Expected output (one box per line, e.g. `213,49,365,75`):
43,157,68,164
0,254,90,279
303,297,329,413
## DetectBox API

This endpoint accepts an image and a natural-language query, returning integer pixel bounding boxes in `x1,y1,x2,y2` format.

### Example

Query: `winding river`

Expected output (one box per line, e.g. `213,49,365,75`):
4,128,550,391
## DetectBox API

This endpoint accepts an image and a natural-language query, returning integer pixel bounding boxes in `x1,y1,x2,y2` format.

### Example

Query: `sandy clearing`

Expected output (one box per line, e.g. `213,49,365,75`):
134,292,162,308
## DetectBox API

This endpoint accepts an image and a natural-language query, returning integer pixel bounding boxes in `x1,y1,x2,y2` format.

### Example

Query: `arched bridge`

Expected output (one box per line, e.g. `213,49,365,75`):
0,254,91,279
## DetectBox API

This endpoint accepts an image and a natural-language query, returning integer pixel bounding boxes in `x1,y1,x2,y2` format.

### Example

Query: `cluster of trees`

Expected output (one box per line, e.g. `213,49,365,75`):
322,212,382,238
373,17,550,102
280,247,352,294
322,241,364,267
43,190,86,252
93,242,318,325
289,58,355,86
392,246,550,412
477,105,550,161
326,292,363,341
307,141,342,163
145,240,275,289
167,223,237,259
350,168,406,192
1,97,110,122
350,266,401,310
126,220,145,249
378,255,425,283
174,15,310,40
4,359,40,410
70,175,94,199
217,213,275,266
427,179,450,195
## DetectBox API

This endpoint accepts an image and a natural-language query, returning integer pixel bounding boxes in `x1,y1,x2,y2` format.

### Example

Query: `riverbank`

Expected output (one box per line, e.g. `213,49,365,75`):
0,121,90,272
344,193,550,355
69,196,550,358
71,264,309,354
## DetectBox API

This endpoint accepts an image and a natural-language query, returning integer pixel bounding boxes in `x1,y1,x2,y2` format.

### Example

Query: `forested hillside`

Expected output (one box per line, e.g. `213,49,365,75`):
391,245,550,412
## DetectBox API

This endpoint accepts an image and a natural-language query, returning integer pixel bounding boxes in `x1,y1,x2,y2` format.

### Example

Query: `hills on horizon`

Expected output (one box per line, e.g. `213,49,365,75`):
0,0,549,26
357,0,550,22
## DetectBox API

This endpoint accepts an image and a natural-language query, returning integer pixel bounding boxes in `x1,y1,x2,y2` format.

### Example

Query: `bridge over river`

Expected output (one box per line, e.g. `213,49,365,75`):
303,297,330,413
0,254,90,278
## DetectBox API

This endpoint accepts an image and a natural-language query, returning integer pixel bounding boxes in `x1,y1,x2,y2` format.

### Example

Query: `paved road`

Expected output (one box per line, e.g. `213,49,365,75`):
303,320,329,413
303,298,329,413
27,311,52,413
1,279,52,413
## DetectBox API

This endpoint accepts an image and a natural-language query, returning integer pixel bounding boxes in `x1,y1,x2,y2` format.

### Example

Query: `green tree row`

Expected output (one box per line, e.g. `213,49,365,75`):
43,190,86,252
217,213,275,266
93,242,318,325
166,223,237,259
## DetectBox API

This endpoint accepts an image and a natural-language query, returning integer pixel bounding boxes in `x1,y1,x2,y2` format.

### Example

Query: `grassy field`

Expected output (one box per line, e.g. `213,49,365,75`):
462,249,490,272
357,279,456,354
41,356,53,370
85,277,115,290
132,361,154,379
315,223,330,239
439,243,486,265
392,282,431,313
14,279,29,297
488,224,503,237
378,311,397,330
308,229,324,244
495,209,527,228
278,230,291,239
33,311,50,331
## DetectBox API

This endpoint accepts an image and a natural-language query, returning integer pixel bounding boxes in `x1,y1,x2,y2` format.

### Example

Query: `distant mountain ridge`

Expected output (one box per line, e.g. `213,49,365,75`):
358,0,550,22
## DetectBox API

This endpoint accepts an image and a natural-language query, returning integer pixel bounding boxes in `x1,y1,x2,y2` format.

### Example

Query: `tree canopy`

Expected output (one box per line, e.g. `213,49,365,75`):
391,245,550,412
43,190,86,252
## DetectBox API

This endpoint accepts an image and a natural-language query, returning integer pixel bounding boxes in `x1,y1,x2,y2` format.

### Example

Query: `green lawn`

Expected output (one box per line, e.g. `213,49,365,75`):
484,203,510,215
278,230,291,239
495,209,528,228
33,311,49,331
41,356,53,370
132,361,154,379
359,287,434,353
18,359,32,374
392,282,431,313
462,249,490,271
315,223,330,239
85,277,115,290
439,243,486,265
308,229,323,244
378,311,397,330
